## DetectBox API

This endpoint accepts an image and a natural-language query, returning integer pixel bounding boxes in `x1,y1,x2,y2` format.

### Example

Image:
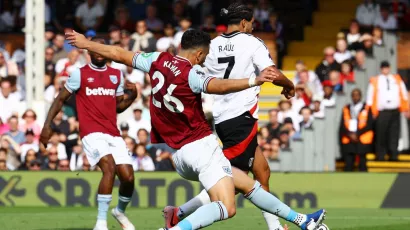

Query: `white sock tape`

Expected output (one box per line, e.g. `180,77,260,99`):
249,76,256,87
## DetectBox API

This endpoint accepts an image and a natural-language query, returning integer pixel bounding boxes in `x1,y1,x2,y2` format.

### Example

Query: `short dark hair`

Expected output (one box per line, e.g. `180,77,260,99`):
220,2,253,25
351,88,362,97
137,128,149,136
180,29,211,50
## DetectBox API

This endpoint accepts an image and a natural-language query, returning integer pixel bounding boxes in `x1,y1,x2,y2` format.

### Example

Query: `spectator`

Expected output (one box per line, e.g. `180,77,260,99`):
75,0,104,32
334,39,352,64
5,116,25,145
299,106,314,130
356,0,380,27
50,0,77,33
0,79,19,122
124,136,136,155
51,110,70,137
261,142,272,159
0,52,19,78
120,122,131,139
311,94,325,118
374,6,397,30
145,5,163,33
42,146,59,170
108,25,121,45
340,88,373,171
58,159,70,171
265,109,282,139
277,100,299,128
291,83,312,118
85,29,97,40
359,33,374,57
322,80,336,107
51,34,69,63
315,47,341,82
47,131,68,161
269,138,281,160
173,18,192,49
45,26,56,48
156,23,175,52
0,135,21,170
127,104,151,140
112,6,134,33
259,126,270,145
0,118,8,134
294,61,323,94
20,129,39,162
372,26,384,46
45,48,56,77
171,1,190,26
44,74,56,109
120,30,134,51
340,61,355,83
131,20,157,53
254,0,271,28
201,15,216,33
329,70,343,93
137,128,160,163
354,50,366,70
0,148,7,171
132,143,155,171
55,49,82,77
265,12,284,58
20,109,41,142
282,117,296,136
346,20,361,45
278,130,290,149
69,144,84,171
125,66,145,86
0,0,15,32
366,61,408,161
28,159,42,171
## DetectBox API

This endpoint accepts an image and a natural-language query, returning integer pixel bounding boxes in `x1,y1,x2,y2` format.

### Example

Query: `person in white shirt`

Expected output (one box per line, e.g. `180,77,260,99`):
126,104,151,140
75,0,104,32
366,61,408,161
321,80,336,107
132,144,155,171
0,79,19,122
55,49,83,76
334,39,352,64
356,0,380,27
20,129,39,162
156,24,175,52
46,131,68,161
173,18,192,49
374,7,397,30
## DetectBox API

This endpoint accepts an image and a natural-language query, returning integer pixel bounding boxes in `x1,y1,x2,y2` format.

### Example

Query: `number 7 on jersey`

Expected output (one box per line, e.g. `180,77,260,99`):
218,56,235,79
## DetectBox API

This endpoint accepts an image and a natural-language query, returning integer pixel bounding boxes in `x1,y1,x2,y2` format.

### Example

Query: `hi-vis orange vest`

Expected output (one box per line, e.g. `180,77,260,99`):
369,75,409,117
341,105,374,145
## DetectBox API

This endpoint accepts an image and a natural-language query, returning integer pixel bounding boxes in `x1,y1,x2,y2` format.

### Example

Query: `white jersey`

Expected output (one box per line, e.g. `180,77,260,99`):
204,31,274,124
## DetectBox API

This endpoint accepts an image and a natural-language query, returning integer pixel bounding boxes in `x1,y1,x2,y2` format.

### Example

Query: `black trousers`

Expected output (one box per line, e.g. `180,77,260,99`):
344,152,367,172
375,109,401,161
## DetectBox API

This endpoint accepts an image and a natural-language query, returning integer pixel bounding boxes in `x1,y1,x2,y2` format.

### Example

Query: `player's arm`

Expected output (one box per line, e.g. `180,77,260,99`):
189,65,275,95
40,69,79,150
253,42,295,99
65,31,135,67
116,74,138,113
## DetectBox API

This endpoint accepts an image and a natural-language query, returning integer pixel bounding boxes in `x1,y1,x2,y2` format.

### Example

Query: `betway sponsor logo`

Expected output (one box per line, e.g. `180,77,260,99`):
86,87,115,96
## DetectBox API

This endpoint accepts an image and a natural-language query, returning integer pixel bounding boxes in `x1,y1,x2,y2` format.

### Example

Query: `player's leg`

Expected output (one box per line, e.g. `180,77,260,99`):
233,166,326,230
95,154,116,230
82,133,115,230
165,135,236,230
252,146,286,230
110,136,136,230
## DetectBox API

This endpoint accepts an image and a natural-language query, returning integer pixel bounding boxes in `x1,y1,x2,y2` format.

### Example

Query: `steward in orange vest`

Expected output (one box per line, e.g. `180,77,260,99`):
339,89,374,171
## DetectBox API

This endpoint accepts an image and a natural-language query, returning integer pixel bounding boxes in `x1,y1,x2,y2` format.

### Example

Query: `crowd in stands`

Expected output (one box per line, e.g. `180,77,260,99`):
259,0,410,171
0,0,409,172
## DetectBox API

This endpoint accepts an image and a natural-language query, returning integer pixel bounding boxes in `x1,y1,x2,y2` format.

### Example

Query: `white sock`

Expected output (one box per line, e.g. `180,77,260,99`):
177,189,211,219
262,211,283,230
96,219,107,226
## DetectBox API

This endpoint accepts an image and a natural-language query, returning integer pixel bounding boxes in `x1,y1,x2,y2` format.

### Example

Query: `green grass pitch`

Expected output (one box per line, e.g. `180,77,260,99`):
1,207,410,230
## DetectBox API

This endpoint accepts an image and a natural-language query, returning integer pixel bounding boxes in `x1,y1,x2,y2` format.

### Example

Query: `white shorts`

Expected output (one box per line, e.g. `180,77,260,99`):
82,132,132,167
172,134,233,191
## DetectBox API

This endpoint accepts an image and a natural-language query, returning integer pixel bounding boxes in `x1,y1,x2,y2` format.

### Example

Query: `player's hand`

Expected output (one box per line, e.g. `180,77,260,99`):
255,68,276,85
65,30,89,49
124,81,138,98
281,87,295,99
39,125,52,153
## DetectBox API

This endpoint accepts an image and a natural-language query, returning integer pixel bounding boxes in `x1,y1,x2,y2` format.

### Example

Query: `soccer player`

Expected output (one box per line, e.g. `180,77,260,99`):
40,38,137,230
163,3,295,230
65,29,325,230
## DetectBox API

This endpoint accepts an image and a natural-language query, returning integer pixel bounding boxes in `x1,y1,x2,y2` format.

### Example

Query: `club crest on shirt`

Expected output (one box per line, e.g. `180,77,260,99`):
109,75,118,84
222,166,232,175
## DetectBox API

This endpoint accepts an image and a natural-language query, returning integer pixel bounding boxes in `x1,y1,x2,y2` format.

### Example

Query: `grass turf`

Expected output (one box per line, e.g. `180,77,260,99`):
1,207,410,230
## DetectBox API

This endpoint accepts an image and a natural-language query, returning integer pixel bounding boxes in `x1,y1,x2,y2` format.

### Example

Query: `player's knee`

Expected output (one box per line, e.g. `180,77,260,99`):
122,173,135,185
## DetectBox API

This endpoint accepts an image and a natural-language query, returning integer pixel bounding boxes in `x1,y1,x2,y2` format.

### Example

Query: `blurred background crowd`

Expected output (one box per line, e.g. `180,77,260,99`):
0,0,410,172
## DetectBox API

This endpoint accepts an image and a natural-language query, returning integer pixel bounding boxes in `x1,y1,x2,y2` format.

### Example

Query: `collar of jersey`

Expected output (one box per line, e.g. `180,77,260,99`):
175,55,192,66
221,31,241,38
89,63,107,71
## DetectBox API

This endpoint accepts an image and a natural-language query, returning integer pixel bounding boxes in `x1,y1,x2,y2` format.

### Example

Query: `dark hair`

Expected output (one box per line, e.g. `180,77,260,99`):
91,37,106,44
180,29,211,50
299,106,312,115
351,88,362,97
220,2,253,25
137,128,149,136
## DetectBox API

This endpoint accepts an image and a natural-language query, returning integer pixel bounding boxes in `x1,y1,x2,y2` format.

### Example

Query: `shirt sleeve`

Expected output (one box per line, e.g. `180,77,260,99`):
252,42,275,71
64,68,81,93
132,52,161,73
366,83,374,106
116,71,125,96
188,65,215,94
